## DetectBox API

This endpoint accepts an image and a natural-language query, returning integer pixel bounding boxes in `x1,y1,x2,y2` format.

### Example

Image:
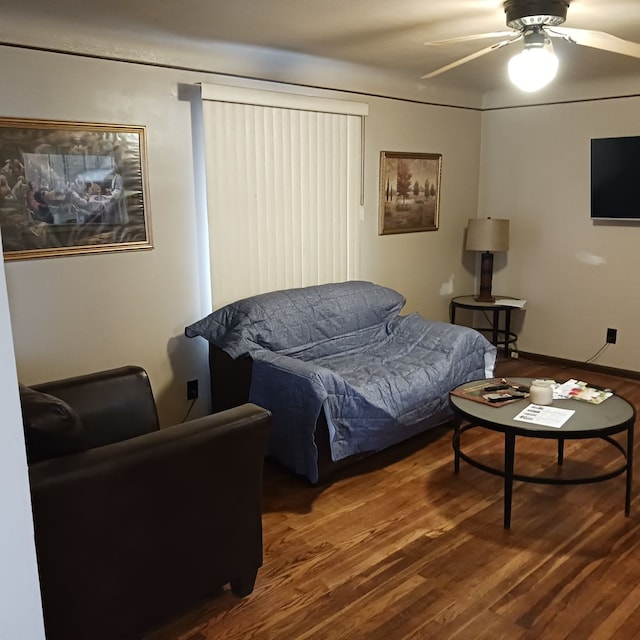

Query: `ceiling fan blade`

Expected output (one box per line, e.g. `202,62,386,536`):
421,37,520,79
425,31,517,46
549,27,640,59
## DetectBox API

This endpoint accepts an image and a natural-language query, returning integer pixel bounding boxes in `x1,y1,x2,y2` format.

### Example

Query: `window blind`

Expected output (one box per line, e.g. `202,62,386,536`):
200,83,366,308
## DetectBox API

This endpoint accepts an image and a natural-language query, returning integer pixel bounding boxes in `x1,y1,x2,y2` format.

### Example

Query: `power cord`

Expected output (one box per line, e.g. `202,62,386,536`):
584,342,609,364
181,398,197,423
477,313,608,365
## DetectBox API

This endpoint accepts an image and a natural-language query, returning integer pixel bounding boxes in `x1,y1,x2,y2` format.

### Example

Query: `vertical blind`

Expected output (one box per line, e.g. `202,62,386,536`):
200,83,367,309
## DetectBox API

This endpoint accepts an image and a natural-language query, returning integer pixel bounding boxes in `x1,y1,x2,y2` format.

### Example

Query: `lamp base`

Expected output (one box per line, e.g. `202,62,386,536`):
475,251,495,303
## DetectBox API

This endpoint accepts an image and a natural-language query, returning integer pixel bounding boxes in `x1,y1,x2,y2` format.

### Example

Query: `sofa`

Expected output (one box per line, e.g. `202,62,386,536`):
21,365,271,640
186,281,496,484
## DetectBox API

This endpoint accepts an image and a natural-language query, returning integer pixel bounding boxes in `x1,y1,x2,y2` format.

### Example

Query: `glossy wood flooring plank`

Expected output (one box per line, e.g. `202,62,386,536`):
145,357,640,640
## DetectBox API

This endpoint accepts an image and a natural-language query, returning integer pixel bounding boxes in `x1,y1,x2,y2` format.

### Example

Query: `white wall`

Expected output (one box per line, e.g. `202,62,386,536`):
0,45,482,426
2,47,211,426
0,15,484,111
479,92,640,369
0,43,483,636
2,17,639,639
363,98,481,320
0,251,45,638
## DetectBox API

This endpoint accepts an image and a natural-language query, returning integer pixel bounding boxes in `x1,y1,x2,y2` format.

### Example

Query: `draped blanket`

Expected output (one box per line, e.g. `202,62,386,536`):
186,281,496,483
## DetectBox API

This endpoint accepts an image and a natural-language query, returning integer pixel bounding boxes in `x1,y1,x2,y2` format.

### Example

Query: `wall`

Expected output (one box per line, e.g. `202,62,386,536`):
0,45,482,428
0,248,45,638
2,46,210,426
363,97,481,320
478,91,640,369
3,17,638,638
0,39,482,638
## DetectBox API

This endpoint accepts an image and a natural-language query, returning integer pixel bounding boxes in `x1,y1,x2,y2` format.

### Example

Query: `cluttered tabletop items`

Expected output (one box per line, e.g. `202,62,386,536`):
451,378,614,408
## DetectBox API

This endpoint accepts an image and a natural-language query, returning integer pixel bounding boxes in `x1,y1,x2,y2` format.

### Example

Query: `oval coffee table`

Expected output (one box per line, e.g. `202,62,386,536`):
449,377,635,529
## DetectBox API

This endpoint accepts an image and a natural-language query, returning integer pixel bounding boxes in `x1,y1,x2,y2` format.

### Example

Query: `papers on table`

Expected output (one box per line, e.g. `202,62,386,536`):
553,379,613,404
495,298,526,308
514,404,575,428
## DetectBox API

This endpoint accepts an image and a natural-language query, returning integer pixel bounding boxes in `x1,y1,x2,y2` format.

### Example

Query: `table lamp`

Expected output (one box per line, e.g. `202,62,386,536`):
465,218,509,303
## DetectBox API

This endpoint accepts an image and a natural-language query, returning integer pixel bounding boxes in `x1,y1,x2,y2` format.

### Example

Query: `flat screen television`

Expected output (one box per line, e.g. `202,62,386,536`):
591,135,640,220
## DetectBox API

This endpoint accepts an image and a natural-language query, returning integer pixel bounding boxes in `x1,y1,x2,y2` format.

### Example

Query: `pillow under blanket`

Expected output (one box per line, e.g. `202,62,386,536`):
19,384,88,464
185,280,406,358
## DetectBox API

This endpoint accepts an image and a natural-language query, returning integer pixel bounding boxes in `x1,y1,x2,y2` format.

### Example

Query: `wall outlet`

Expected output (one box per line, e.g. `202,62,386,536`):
510,351,519,359
187,379,199,400
606,328,617,344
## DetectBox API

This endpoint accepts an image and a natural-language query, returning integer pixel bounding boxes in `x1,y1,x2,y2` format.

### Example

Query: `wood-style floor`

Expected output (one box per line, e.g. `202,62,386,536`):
146,357,640,640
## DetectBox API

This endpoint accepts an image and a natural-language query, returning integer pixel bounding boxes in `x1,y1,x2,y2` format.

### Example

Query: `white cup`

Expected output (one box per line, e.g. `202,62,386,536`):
530,379,554,405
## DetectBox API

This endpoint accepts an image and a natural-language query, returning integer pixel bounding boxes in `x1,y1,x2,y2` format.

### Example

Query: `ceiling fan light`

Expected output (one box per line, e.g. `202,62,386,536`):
508,46,559,91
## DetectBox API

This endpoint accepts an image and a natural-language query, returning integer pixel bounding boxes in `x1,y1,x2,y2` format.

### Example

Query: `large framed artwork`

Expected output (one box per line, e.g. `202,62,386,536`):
0,117,152,261
379,151,442,235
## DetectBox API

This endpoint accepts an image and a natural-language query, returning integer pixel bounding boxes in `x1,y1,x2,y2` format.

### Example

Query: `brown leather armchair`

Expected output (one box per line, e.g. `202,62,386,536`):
22,365,270,640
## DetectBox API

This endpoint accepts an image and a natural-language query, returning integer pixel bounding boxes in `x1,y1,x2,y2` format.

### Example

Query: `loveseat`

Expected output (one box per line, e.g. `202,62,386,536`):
21,365,271,640
186,281,496,484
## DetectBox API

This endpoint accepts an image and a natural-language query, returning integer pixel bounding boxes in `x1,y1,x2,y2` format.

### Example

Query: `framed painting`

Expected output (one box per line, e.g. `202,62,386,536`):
379,151,442,235
0,117,152,261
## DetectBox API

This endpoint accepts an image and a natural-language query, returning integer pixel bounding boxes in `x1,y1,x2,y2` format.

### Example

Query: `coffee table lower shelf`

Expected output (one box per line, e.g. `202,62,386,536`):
450,377,635,530
453,423,632,529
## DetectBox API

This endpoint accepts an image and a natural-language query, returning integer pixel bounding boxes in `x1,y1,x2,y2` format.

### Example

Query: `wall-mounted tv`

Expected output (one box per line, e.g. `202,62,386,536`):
591,135,640,220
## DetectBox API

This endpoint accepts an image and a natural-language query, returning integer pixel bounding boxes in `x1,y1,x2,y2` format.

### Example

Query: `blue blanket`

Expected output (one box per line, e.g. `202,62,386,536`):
186,281,496,483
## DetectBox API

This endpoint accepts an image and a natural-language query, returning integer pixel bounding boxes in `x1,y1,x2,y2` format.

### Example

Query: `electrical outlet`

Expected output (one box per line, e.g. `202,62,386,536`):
510,351,519,359
187,379,199,400
606,328,617,344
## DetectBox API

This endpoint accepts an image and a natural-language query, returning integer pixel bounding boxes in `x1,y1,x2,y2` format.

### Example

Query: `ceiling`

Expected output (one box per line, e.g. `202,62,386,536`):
4,0,640,93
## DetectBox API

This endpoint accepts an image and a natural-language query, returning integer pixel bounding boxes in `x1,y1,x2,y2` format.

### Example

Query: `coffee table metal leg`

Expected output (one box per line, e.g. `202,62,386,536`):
626,423,634,516
558,438,564,466
504,433,516,529
453,417,461,474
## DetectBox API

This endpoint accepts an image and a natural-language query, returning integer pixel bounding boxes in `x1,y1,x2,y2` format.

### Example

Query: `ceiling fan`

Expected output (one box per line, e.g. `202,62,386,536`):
422,0,640,91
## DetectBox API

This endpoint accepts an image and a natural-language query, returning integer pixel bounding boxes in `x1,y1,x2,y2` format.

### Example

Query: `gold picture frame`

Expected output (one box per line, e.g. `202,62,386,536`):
379,151,442,235
0,117,152,260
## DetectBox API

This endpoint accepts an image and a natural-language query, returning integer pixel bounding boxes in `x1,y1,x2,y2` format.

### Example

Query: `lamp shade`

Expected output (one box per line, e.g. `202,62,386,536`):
466,218,509,253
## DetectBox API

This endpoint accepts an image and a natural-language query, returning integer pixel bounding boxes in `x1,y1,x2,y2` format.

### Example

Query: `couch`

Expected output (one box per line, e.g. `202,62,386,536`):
21,365,271,640
186,281,496,484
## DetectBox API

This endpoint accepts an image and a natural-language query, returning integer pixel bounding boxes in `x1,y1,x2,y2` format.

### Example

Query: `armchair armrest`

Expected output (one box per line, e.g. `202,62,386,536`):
30,403,271,640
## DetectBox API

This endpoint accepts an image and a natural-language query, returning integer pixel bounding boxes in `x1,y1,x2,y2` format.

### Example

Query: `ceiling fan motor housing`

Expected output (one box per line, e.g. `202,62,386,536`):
504,0,569,29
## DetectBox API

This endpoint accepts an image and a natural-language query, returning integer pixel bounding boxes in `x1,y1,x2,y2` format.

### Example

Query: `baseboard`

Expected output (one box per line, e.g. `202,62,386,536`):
517,351,640,381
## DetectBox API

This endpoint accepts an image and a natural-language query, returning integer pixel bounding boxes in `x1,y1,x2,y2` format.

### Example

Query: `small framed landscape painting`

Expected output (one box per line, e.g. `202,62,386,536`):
0,117,152,261
378,151,442,235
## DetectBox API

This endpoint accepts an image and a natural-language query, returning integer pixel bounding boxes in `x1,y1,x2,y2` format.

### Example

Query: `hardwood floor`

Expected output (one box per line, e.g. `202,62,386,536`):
145,357,640,640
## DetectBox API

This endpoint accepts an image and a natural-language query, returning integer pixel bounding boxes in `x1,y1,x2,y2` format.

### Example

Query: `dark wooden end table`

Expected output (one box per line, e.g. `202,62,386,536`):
449,377,635,529
449,295,522,355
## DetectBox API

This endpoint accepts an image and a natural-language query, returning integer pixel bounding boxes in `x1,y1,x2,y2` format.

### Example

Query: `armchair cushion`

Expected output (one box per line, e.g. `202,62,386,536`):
19,384,88,463
32,365,160,448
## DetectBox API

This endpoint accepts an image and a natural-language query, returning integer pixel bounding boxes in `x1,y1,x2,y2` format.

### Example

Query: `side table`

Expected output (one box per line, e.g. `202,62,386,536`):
450,295,523,355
